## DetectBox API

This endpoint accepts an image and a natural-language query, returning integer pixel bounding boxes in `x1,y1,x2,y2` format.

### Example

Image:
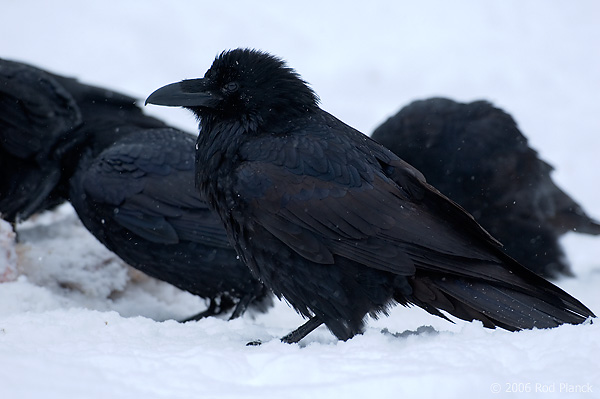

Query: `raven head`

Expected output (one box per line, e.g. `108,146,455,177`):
146,48,319,132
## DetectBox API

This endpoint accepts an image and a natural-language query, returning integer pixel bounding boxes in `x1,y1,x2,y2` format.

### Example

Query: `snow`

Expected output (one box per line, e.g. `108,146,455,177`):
0,220,17,282
1,1,599,398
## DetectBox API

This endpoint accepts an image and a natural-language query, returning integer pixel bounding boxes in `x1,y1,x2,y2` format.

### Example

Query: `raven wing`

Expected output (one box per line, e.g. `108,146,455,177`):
233,118,509,280
80,128,230,247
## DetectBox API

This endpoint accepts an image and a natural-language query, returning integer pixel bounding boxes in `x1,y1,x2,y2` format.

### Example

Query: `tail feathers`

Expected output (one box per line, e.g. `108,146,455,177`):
405,276,595,331
398,277,504,329
549,187,600,235
551,206,600,235
572,218,600,235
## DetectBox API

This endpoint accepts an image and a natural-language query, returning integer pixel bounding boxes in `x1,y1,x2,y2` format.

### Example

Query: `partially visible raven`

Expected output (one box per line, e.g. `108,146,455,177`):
0,59,83,224
68,126,270,319
1,59,270,319
147,48,595,343
371,98,600,278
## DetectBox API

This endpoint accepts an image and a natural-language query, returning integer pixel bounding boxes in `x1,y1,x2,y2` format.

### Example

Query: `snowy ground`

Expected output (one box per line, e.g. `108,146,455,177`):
1,1,599,398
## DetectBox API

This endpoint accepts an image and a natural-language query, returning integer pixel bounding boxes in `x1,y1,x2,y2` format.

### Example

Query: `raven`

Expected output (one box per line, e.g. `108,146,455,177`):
371,98,600,278
146,48,595,343
0,59,83,225
68,125,270,319
2,59,270,319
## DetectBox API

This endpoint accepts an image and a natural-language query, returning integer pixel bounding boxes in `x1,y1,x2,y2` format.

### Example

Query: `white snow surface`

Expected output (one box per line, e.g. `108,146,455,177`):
1,1,599,398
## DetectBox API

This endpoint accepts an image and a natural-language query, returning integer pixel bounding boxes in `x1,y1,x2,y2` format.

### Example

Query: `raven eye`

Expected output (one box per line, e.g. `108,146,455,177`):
224,82,239,93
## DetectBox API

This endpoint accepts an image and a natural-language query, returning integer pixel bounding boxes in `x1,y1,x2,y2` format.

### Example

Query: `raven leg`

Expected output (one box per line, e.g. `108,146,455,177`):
280,316,323,344
245,316,323,346
11,221,19,243
229,293,254,320
181,296,235,322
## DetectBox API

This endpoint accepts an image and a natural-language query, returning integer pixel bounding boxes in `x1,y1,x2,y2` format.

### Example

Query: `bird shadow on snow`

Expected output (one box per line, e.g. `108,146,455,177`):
380,325,439,339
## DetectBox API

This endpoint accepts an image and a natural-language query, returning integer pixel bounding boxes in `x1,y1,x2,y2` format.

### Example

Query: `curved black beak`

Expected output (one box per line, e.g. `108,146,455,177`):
145,79,220,107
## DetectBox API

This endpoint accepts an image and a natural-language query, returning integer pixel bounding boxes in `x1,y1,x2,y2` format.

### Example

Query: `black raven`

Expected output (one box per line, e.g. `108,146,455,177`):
61,75,272,320
146,48,595,343
2,59,270,319
0,59,83,225
371,98,600,278
68,125,270,319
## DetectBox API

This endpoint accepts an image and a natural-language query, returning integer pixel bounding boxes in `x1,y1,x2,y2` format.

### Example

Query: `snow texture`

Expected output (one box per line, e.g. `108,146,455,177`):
1,1,599,398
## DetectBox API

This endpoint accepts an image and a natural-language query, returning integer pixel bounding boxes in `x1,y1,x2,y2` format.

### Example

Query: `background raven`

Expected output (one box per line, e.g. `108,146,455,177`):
147,48,595,343
371,98,600,278
0,59,83,225
2,59,270,319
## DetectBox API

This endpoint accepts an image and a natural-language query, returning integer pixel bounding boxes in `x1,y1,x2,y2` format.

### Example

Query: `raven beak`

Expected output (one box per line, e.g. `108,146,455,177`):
145,79,220,107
